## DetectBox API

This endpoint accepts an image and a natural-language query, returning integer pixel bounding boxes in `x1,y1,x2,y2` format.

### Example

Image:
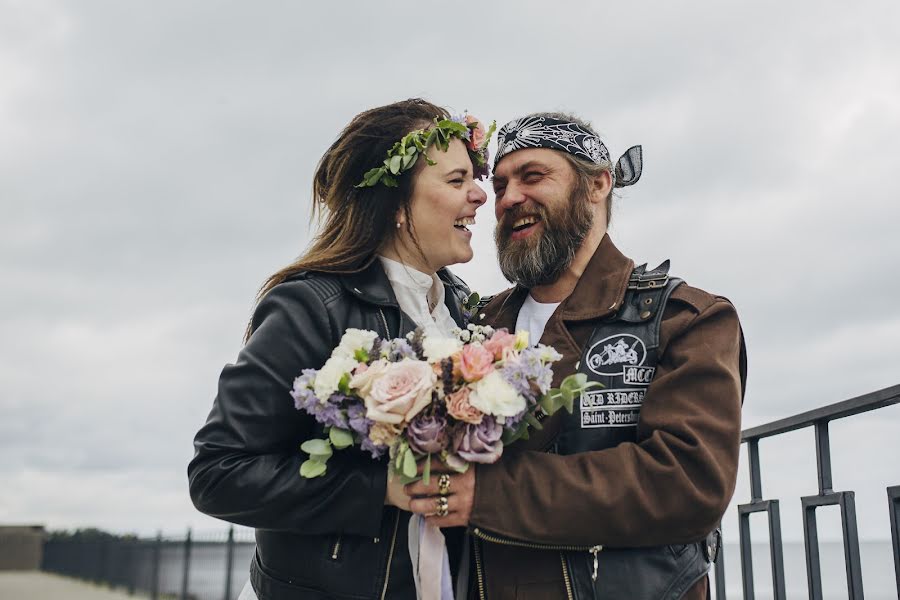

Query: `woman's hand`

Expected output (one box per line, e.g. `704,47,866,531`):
384,468,412,511
405,457,475,528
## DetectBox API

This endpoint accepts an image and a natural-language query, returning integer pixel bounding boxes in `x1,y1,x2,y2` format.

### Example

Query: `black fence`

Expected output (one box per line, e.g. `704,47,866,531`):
41,385,900,599
42,527,256,600
715,383,900,599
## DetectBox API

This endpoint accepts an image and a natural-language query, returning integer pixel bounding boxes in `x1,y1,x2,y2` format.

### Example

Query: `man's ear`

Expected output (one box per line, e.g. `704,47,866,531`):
589,170,613,205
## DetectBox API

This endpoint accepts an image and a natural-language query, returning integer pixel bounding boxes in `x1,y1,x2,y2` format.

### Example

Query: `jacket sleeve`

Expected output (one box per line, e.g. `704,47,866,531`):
187,280,389,537
470,298,744,547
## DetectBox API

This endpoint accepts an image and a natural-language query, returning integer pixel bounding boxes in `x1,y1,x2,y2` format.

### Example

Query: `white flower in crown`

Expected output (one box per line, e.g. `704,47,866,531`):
333,329,378,360
422,334,463,363
469,371,526,417
313,355,357,402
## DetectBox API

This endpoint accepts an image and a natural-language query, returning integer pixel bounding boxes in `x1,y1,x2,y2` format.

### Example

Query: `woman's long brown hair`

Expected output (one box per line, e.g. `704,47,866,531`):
245,99,451,340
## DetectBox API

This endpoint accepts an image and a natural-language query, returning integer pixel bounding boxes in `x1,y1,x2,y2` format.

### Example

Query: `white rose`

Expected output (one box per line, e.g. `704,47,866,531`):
333,328,379,360
422,335,463,363
314,355,358,402
469,371,526,417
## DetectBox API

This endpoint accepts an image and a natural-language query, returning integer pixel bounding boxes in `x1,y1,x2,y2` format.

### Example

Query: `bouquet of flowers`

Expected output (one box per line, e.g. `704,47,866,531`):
290,324,592,481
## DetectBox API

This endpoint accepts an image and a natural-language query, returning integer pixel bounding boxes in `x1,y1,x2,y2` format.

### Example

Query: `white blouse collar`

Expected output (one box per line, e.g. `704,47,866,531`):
378,256,457,336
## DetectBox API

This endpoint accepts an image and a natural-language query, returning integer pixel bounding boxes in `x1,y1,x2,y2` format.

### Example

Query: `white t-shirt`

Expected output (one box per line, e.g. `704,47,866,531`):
515,293,561,345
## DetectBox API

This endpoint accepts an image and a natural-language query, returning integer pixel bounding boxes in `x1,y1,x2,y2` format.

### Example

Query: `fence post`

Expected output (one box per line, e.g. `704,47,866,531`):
223,526,235,600
150,532,162,600
127,537,137,595
180,528,192,600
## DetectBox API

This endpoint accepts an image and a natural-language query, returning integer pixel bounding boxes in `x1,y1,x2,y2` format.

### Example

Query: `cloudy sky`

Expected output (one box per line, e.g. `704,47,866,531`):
3,0,899,564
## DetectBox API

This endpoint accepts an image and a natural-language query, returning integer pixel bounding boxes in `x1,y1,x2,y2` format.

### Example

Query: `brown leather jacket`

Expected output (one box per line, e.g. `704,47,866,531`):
467,235,745,599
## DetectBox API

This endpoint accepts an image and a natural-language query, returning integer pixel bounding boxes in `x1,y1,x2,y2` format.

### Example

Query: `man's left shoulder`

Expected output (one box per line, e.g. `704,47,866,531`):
667,281,738,317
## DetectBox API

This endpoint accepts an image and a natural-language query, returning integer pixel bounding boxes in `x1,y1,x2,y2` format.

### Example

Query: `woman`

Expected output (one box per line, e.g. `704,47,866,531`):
188,98,489,600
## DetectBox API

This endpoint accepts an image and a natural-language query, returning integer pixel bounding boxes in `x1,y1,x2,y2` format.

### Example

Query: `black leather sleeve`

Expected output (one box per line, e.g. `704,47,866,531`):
187,280,390,537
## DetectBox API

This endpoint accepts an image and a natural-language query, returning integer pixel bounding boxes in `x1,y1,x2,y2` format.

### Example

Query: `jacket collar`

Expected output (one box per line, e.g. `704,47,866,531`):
339,259,470,323
559,233,634,321
481,234,634,326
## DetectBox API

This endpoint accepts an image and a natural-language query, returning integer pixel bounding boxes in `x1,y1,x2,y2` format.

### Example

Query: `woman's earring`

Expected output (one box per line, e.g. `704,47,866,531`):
396,222,402,229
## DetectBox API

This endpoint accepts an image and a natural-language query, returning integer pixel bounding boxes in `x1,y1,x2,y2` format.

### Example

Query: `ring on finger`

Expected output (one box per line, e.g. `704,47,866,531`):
434,495,449,518
438,473,451,496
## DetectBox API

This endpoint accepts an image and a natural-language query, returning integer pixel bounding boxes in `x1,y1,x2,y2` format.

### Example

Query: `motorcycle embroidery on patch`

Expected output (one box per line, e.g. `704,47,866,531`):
585,334,646,376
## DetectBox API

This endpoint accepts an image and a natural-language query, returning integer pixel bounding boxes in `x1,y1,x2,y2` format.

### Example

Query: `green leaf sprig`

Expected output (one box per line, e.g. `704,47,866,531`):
356,117,492,188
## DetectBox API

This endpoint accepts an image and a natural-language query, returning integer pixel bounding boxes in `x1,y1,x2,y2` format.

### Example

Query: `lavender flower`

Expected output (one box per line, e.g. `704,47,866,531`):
503,409,528,431
453,416,503,464
379,338,417,362
407,414,448,455
346,403,371,436
499,348,554,401
360,436,388,459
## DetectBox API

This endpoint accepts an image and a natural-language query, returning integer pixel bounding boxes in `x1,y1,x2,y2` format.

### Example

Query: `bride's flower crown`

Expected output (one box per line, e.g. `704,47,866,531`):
356,114,496,188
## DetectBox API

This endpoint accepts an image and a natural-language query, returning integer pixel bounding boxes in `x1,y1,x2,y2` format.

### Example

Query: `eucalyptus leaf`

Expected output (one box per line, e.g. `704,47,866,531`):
389,155,403,175
329,428,354,450
402,448,417,479
300,439,331,456
397,473,419,485
538,394,558,415
300,459,328,478
524,413,544,430
301,439,332,462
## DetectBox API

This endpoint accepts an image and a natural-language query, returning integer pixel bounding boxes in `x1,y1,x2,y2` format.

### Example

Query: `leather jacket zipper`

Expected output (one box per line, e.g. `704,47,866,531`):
472,528,603,590
378,308,392,339
379,510,400,600
472,535,486,600
560,553,574,600
330,535,342,560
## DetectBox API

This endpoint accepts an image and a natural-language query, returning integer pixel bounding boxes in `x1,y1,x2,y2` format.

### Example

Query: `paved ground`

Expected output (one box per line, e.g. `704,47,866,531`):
0,571,144,599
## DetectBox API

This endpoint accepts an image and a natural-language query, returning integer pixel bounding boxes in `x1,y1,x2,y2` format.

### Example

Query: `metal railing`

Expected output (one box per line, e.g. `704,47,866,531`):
42,526,255,600
714,383,900,599
40,384,900,599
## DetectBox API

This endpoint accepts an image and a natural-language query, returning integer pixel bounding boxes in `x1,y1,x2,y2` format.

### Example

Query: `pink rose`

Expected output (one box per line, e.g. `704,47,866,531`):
483,329,517,361
458,344,494,382
465,115,486,151
357,359,436,424
445,386,484,425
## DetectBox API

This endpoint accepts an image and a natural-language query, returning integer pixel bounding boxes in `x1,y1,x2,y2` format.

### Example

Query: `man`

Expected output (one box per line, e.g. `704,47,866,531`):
408,112,746,599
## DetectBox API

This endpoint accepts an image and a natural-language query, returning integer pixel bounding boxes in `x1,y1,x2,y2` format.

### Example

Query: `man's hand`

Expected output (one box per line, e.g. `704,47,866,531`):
405,457,475,528
384,468,411,511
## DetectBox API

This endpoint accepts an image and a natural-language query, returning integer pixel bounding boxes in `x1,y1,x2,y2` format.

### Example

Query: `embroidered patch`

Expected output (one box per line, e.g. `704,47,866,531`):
579,388,645,428
623,365,655,385
585,334,647,376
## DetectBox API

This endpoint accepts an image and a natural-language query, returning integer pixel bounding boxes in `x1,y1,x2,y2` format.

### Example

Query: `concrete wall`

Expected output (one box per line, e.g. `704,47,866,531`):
0,525,45,570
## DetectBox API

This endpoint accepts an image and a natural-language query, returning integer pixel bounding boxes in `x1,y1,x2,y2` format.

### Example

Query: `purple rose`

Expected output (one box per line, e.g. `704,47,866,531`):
407,414,448,455
452,415,503,464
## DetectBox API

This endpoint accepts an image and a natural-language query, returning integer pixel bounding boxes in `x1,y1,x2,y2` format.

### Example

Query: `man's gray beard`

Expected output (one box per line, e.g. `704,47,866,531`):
494,196,593,289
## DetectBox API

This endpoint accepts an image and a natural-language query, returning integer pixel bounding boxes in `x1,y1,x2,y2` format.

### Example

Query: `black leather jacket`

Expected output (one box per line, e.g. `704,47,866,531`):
188,260,470,600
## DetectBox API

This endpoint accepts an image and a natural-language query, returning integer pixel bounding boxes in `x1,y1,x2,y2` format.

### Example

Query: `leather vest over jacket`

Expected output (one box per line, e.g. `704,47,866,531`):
555,263,719,600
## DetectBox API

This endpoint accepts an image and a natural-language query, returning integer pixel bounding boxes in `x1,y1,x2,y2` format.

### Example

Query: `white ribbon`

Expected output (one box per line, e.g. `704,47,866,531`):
407,514,454,600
